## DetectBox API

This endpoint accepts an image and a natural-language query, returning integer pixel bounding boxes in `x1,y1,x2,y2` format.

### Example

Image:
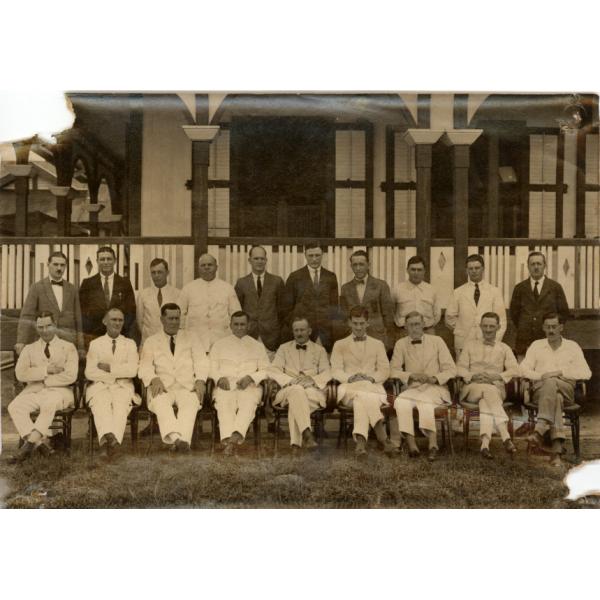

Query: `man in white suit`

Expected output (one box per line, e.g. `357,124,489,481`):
138,303,209,452
391,311,456,461
209,311,270,456
330,305,397,457
8,311,78,463
269,316,330,450
445,254,506,355
85,308,140,458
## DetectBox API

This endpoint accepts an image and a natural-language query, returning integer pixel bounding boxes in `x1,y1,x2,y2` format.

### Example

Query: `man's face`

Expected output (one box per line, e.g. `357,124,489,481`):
351,256,369,280
305,248,323,270
407,262,425,285
198,256,217,281
349,316,368,339
480,317,499,342
36,316,56,343
150,263,168,289
405,315,424,340
103,310,124,338
248,248,267,274
48,257,67,281
466,260,484,283
292,319,312,344
231,316,249,338
542,317,563,342
97,251,116,276
528,255,546,280
161,309,181,336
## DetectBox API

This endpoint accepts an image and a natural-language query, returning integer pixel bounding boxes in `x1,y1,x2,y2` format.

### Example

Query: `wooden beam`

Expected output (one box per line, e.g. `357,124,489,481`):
575,129,586,237
195,94,209,125
191,141,210,274
125,94,143,236
365,121,374,238
555,132,565,238
417,95,431,128
385,126,395,238
453,145,470,286
453,94,469,129
415,144,433,261
487,133,500,237
519,132,530,238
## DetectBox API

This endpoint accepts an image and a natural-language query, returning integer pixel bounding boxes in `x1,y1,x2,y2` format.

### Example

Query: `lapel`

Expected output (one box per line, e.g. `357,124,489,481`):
348,335,365,363
522,279,536,304
537,278,551,303
42,278,60,313
286,341,302,372
363,277,378,305
345,281,360,307
464,282,477,310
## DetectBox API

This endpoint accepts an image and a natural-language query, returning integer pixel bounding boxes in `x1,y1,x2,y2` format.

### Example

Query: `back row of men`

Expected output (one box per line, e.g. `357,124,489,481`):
14,243,571,359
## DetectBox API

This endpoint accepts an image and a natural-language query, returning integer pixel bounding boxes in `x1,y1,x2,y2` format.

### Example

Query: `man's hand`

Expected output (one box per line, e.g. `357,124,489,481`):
236,375,254,390
194,380,206,401
541,370,562,380
471,373,490,384
217,377,230,391
408,373,428,385
97,362,111,373
149,377,167,398
14,343,25,356
47,364,64,375
300,376,317,388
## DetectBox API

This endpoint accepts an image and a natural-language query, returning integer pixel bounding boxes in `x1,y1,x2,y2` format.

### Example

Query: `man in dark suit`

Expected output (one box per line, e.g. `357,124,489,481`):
339,250,395,351
234,245,285,355
509,251,570,357
79,246,137,348
15,251,85,359
283,243,339,353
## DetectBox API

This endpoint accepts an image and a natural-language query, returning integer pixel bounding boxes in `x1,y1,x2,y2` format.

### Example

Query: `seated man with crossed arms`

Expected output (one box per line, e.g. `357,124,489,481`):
390,311,456,461
209,311,270,456
331,305,397,458
138,303,208,453
456,312,518,459
85,308,140,458
269,316,331,450
8,311,78,463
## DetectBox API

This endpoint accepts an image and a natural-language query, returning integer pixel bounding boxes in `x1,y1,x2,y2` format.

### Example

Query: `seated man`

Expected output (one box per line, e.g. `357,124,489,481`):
520,312,591,466
330,305,397,458
138,303,208,453
209,311,270,455
85,308,140,458
8,311,78,463
390,311,456,461
269,316,331,450
456,312,518,459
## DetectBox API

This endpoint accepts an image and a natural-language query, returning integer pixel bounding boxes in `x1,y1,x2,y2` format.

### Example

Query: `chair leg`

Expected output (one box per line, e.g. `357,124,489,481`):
130,412,138,450
274,412,280,456
572,416,580,460
211,412,217,454
254,414,261,458
88,413,94,456
447,414,454,456
337,414,343,449
463,411,470,454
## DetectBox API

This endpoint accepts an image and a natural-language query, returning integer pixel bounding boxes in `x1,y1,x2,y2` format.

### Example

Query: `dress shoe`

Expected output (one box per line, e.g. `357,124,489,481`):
222,442,236,456
550,454,563,467
503,439,517,455
480,448,493,460
105,433,119,448
175,439,191,453
427,447,438,462
9,441,35,464
302,429,318,449
230,431,244,445
98,443,110,459
354,436,368,458
527,431,545,448
382,439,400,457
408,448,420,458
36,442,55,458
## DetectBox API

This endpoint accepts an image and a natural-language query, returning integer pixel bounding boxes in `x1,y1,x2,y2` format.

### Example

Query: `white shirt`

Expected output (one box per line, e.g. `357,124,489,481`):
393,280,441,328
136,283,180,345
530,276,545,293
308,266,321,285
209,334,269,384
520,338,592,382
49,278,64,311
251,272,266,292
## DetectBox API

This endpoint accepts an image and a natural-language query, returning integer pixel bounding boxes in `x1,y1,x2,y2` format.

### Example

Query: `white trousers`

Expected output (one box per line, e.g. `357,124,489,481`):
88,387,134,444
395,386,445,436
273,385,326,446
8,387,74,440
214,385,262,441
149,386,200,444
338,381,387,440
462,383,508,438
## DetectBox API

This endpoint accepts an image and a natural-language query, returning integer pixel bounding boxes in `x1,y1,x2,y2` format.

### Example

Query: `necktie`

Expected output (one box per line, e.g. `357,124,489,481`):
353,336,366,342
313,270,319,290
474,283,480,306
112,339,116,354
411,340,422,345
257,276,262,298
44,342,50,358
157,288,163,307
296,343,307,350
170,335,176,355
51,280,63,287
103,276,111,306
533,281,540,300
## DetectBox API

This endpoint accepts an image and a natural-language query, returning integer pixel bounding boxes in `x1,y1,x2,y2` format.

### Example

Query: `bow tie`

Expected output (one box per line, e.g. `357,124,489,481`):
411,339,422,345
51,280,64,286
355,279,365,285
353,337,366,342
296,344,307,350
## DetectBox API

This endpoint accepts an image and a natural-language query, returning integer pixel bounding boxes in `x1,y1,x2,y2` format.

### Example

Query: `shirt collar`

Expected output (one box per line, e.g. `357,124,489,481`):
252,272,265,281
308,266,320,275
407,280,424,289
354,274,368,284
49,276,64,283
531,276,545,289
40,335,58,347
101,272,115,282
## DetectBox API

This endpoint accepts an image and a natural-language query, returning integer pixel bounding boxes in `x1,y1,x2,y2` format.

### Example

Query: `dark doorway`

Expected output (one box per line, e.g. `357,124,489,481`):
230,117,335,237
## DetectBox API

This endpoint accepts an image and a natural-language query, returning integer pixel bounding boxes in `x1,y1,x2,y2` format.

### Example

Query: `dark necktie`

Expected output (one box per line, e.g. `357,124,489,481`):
411,340,422,345
257,276,262,298
44,342,51,358
157,288,163,307
103,276,111,306
353,337,366,342
51,280,63,287
170,335,176,355
533,281,540,300
313,270,319,290
474,283,480,306
296,343,307,350
112,339,116,354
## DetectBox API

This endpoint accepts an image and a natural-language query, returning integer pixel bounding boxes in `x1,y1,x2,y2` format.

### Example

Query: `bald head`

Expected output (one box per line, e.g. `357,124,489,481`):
198,253,218,281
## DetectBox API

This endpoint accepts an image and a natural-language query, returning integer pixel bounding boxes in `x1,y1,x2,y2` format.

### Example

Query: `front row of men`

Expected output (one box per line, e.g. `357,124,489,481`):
8,304,591,467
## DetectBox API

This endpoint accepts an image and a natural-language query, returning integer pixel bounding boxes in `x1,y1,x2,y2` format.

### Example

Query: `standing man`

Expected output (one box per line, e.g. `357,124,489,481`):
85,308,140,458
340,250,395,351
520,313,591,466
8,311,78,463
390,311,456,461
209,311,270,455
15,251,84,359
283,243,339,353
445,254,507,355
138,303,209,453
392,256,441,340
136,258,180,347
178,253,241,350
509,251,570,357
330,305,397,458
79,246,137,347
456,312,518,458
234,245,285,356
269,316,331,450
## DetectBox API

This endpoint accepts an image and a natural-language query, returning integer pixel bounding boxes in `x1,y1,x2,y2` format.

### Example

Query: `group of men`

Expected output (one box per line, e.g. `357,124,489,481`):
7,244,591,467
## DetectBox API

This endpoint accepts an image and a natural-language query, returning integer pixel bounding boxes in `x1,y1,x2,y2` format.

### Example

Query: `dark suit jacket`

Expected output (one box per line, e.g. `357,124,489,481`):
340,276,395,350
16,277,84,351
79,273,137,346
283,266,339,352
235,272,285,351
509,277,570,355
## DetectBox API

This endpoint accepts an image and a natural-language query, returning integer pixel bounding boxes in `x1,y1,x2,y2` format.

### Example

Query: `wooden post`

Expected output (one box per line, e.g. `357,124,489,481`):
10,138,34,236
52,133,74,236
125,94,143,236
575,129,586,238
487,132,500,237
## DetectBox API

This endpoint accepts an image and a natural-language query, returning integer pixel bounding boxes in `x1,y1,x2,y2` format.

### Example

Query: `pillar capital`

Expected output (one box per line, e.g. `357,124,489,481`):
441,129,483,146
49,185,71,197
182,125,220,142
403,129,444,146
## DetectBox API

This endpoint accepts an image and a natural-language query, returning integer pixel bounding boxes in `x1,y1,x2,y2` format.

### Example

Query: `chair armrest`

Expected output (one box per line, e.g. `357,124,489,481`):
259,378,271,407
325,379,340,412
575,380,587,405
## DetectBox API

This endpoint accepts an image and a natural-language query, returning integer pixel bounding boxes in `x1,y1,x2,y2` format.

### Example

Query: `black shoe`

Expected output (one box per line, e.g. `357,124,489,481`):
302,429,318,450
36,442,55,458
503,439,517,455
383,439,400,457
223,442,236,456
480,448,493,460
9,441,35,464
98,443,110,459
49,433,65,451
354,436,368,458
175,439,191,453
427,447,439,462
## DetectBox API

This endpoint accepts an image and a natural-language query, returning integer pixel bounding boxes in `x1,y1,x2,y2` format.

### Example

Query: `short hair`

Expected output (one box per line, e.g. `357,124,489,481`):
304,243,323,253
480,311,500,324
466,254,485,268
150,257,169,271
48,251,67,263
348,305,369,320
528,251,546,265
231,310,250,322
36,310,55,323
249,245,267,258
291,315,311,328
405,311,424,323
160,303,181,316
407,255,426,269
97,246,116,259
542,312,564,325
350,250,369,263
